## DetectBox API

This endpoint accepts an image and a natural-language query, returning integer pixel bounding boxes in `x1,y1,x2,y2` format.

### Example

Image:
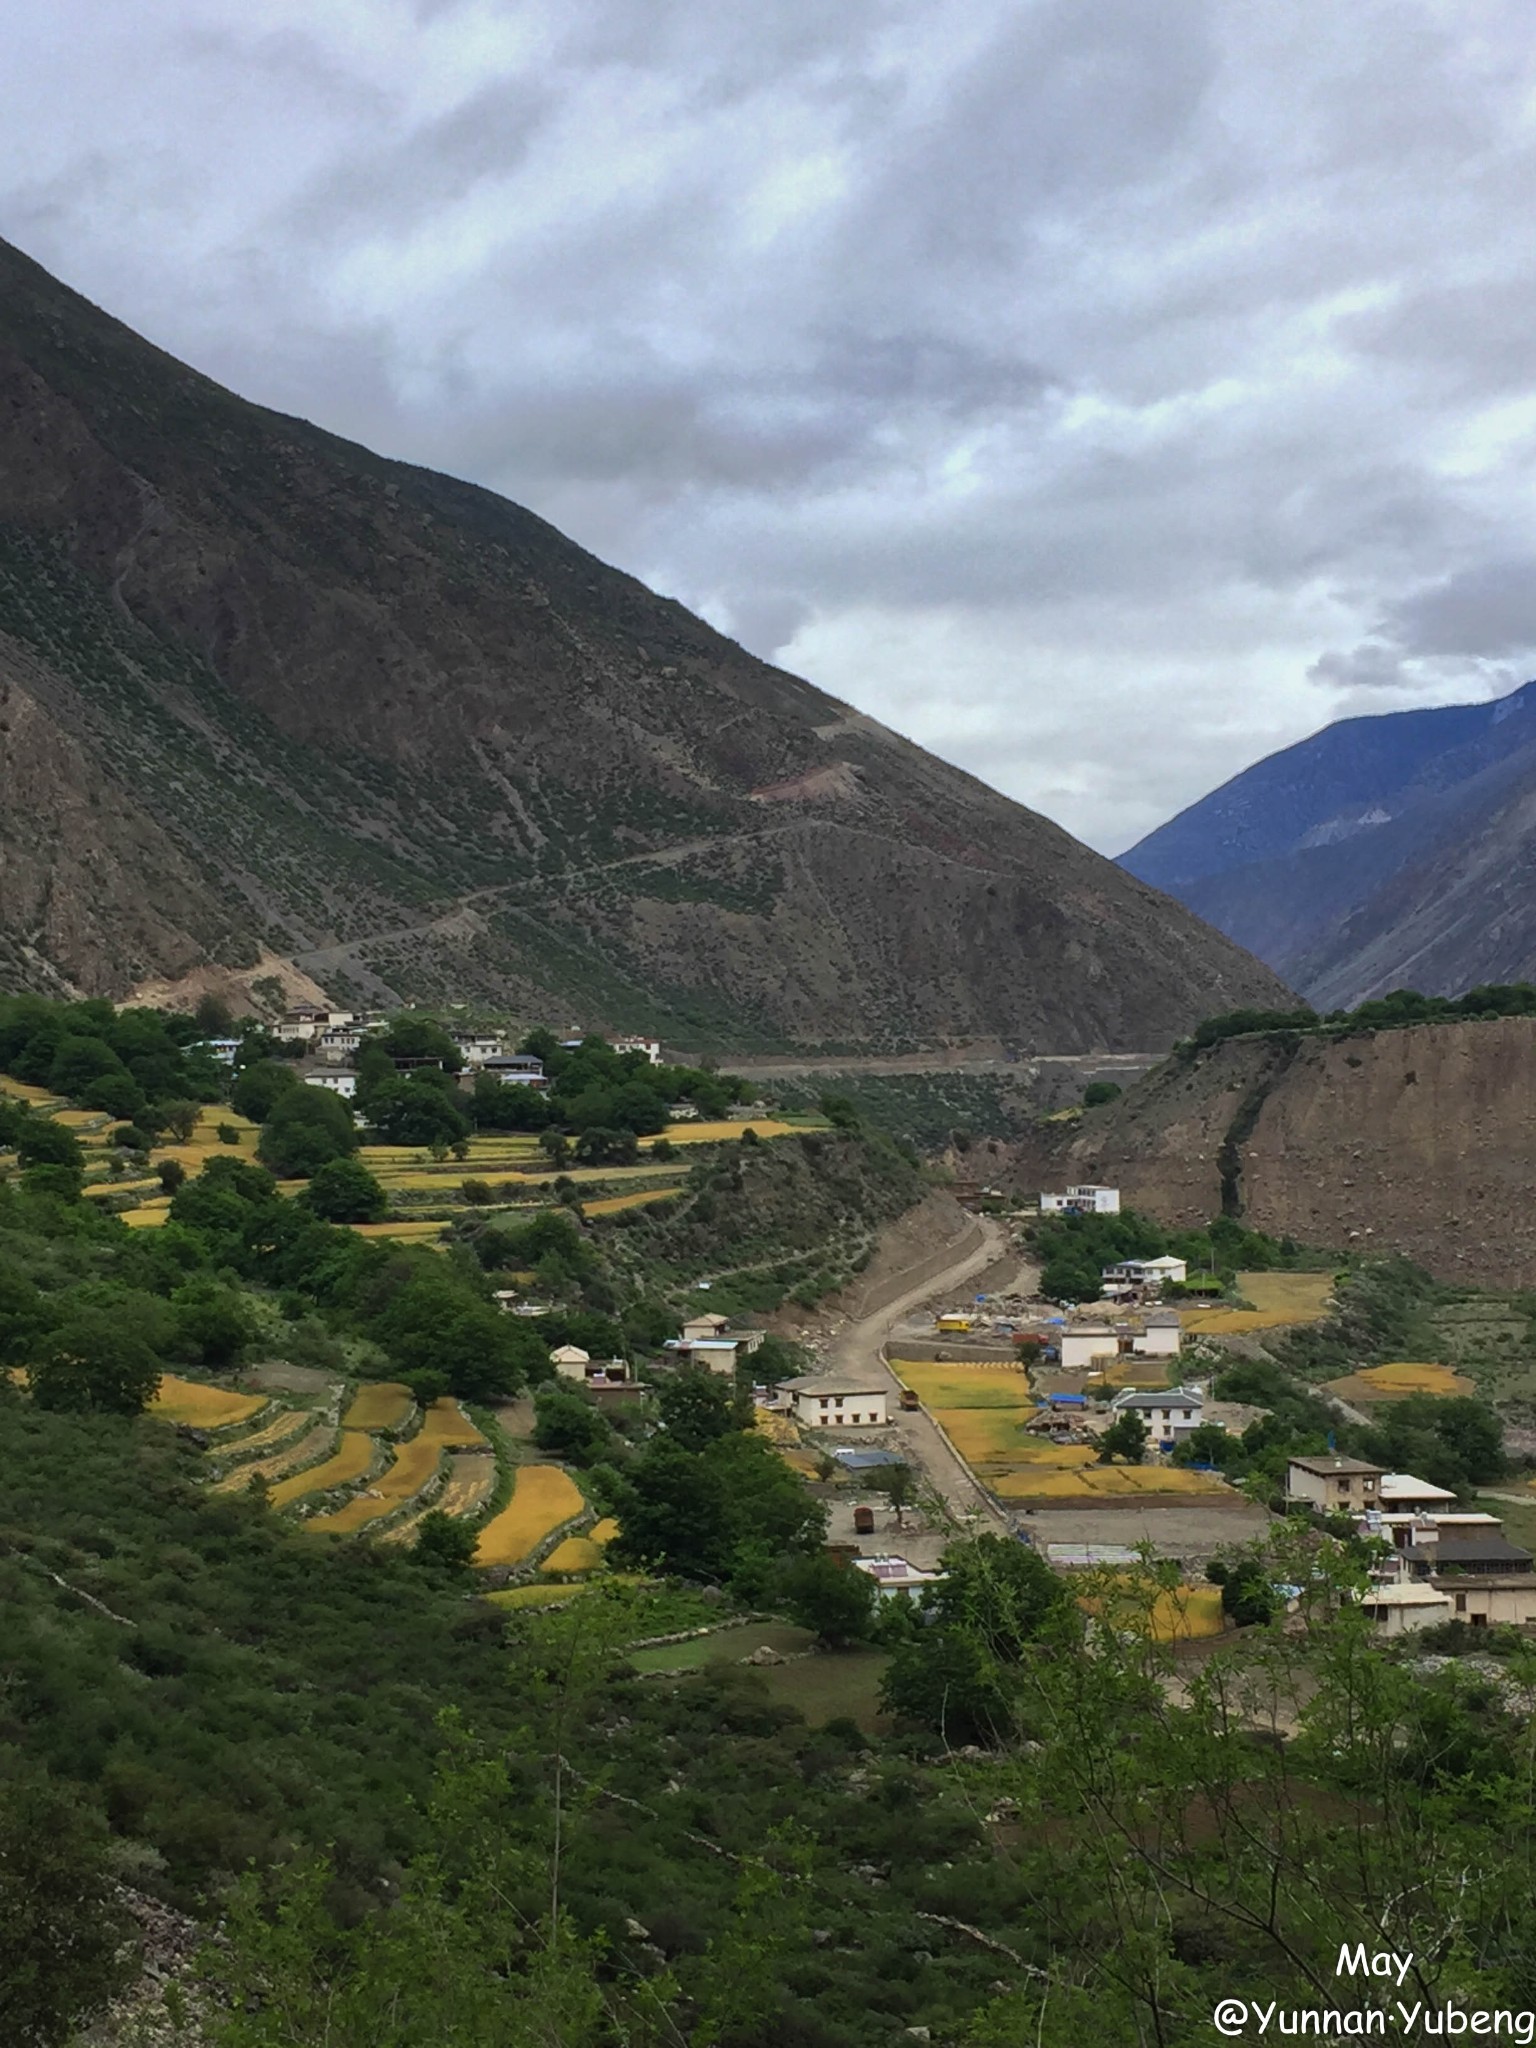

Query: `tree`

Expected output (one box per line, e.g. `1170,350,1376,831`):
257,1086,359,1179
81,1071,145,1121
377,1017,461,1069
158,1158,187,1197
216,1122,242,1145
156,1098,202,1143
231,1059,301,1123
573,1126,639,1166
0,1758,133,2048
1096,1411,1148,1464
655,1368,737,1451
171,1280,255,1368
194,991,236,1035
879,1626,1015,1746
819,1093,860,1131
373,1271,540,1401
868,1460,917,1525
363,1077,470,1148
1082,1080,1122,1107
28,1314,163,1416
780,1551,876,1647
301,1157,388,1223
533,1386,615,1466
924,1535,1073,1663
13,1117,83,1174
538,1130,572,1170
412,1511,479,1575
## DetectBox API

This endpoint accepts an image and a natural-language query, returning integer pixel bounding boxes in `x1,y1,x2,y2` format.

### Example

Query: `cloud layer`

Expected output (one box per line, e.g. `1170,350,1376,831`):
5,0,1536,849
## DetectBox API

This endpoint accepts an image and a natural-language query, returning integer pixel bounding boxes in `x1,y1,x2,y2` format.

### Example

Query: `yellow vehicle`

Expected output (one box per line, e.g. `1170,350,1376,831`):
936,1313,973,1334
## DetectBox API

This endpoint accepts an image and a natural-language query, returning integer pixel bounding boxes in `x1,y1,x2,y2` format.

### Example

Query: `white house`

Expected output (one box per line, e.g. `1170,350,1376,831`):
1060,1322,1117,1371
189,1037,242,1066
1284,1456,1384,1512
778,1375,890,1428
1377,1472,1459,1515
452,1033,505,1067
613,1036,664,1065
1040,1184,1120,1216
851,1555,946,1600
550,1345,591,1382
1059,1311,1181,1372
304,1071,358,1099
1109,1386,1205,1445
1357,1581,1455,1636
1103,1255,1187,1289
1139,1309,1183,1357
663,1337,743,1375
682,1312,731,1341
480,1054,548,1088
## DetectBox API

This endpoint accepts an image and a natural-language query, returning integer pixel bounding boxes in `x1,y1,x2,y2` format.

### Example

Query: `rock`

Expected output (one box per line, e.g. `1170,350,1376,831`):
811,1928,834,1947
744,1645,785,1666
911,1949,934,1966
663,1778,682,1794
624,1918,649,1940
905,2029,932,2041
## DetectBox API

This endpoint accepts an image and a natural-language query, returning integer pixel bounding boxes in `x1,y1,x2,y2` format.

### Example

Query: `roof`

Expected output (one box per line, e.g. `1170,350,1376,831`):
1360,1583,1453,1608
1063,1321,1115,1337
779,1374,887,1397
1415,1537,1535,1568
550,1345,590,1364
669,1339,740,1352
684,1312,730,1330
1144,1309,1183,1327
1045,1542,1143,1568
1287,1456,1385,1477
829,1447,906,1469
1113,1386,1203,1411
1378,1472,1458,1505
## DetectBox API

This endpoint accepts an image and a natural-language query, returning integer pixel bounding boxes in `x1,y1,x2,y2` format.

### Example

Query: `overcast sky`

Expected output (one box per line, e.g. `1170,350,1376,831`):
5,1,1536,852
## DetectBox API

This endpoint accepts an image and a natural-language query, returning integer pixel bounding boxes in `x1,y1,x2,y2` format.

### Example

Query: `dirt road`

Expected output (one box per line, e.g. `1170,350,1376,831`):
825,1214,1021,1532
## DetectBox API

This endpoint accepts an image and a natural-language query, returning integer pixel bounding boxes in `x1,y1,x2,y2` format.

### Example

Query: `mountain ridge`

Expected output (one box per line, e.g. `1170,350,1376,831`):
0,232,1290,1048
1120,680,1536,1008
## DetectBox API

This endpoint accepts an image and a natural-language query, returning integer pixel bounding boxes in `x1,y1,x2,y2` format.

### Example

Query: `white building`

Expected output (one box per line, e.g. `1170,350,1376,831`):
304,1071,358,1099
452,1033,505,1067
190,1037,241,1066
550,1345,592,1382
317,1027,364,1063
1357,1582,1455,1636
613,1036,664,1065
779,1375,890,1428
1109,1386,1205,1445
1102,1255,1187,1289
851,1555,946,1600
1060,1322,1117,1371
1378,1473,1459,1515
1059,1311,1181,1372
1040,1184,1120,1216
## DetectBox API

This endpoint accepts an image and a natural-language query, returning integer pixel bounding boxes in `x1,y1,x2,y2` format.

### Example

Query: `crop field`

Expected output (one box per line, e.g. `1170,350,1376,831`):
214,1406,315,1461
1095,1359,1174,1390
121,1201,173,1227
541,1534,606,1574
82,1178,161,1201
651,1120,800,1145
747,1649,891,1732
305,1435,444,1534
420,1398,486,1446
1182,1272,1335,1335
1323,1361,1474,1404
582,1186,682,1215
342,1381,414,1431
269,1428,376,1509
474,1464,585,1566
994,1464,1232,1501
0,1074,60,1105
1081,1582,1226,1641
377,1452,497,1544
347,1219,448,1241
890,1361,1034,1409
210,1419,336,1493
151,1375,267,1427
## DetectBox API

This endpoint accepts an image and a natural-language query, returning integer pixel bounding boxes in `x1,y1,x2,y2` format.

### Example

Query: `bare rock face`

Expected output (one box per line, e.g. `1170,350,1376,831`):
0,234,1290,1048
1015,1016,1536,1287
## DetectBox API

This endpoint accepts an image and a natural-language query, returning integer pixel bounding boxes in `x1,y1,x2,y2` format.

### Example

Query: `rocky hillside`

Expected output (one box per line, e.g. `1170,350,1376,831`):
1120,682,1536,1008
1011,1015,1536,1287
0,234,1288,1051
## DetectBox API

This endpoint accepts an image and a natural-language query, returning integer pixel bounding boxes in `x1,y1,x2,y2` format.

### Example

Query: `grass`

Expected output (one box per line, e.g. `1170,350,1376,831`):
1081,1582,1226,1642
305,1436,444,1534
541,1535,606,1575
268,1428,376,1509
747,1649,890,1732
889,1361,1033,1409
151,1375,267,1427
1182,1272,1335,1334
342,1381,414,1431
474,1464,586,1566
628,1622,815,1673
348,1220,448,1241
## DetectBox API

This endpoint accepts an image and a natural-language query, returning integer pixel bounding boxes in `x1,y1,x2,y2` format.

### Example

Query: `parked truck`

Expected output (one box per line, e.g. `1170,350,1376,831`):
899,1388,921,1412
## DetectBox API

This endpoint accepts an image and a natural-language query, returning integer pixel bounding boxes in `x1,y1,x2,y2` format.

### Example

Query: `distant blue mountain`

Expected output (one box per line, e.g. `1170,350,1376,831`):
1120,681,1536,1007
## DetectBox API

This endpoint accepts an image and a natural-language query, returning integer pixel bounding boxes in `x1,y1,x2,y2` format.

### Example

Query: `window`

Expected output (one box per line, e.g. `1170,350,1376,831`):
1455,1594,1467,1614
1471,1612,1488,1628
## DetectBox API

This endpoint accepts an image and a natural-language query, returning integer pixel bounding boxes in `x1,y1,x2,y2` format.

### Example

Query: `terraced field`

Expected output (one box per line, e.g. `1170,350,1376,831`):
342,1381,415,1431
211,1418,337,1493
379,1451,498,1544
268,1428,377,1509
213,1405,317,1463
305,1434,444,1534
419,1398,486,1447
151,1375,266,1428
474,1465,586,1566
1323,1361,1475,1405
1181,1272,1335,1335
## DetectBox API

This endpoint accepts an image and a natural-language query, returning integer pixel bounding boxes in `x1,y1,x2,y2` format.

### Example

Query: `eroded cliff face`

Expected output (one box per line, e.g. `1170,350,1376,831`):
1015,1018,1536,1287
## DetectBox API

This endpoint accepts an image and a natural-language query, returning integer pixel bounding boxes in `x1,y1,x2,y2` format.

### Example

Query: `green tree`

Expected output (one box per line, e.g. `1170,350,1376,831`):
413,1511,480,1576
655,1367,737,1451
301,1157,388,1224
1082,1080,1122,1107
28,1314,163,1416
0,1758,133,2048
779,1551,876,1646
364,1077,470,1148
377,1017,462,1069
171,1279,255,1368
158,1157,187,1196
879,1625,1015,1746
13,1117,83,1174
1096,1410,1148,1464
257,1086,359,1179
156,1098,202,1143
533,1386,615,1466
230,1059,301,1123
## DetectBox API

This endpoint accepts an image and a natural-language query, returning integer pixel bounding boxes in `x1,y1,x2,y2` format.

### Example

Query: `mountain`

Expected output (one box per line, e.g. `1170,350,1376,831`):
1121,682,1536,1008
0,234,1290,1051
1009,1014,1536,1287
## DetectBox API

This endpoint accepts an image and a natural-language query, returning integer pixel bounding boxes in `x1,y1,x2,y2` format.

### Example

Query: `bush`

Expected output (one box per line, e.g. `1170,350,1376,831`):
257,1087,359,1179
300,1157,388,1224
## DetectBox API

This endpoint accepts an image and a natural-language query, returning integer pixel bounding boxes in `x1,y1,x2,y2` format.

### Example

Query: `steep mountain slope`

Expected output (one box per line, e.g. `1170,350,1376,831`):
0,234,1290,1049
1120,683,1536,1007
1010,1016,1536,1287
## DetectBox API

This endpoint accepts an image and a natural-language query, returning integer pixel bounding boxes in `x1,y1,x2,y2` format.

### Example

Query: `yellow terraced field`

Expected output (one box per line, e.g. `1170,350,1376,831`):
653,1119,800,1145
420,1398,486,1447
1182,1272,1335,1334
0,1075,61,1105
211,1420,337,1493
269,1429,376,1508
1082,1583,1226,1642
1324,1361,1474,1404
541,1534,605,1574
890,1361,1034,1409
474,1464,585,1566
152,1375,266,1427
305,1435,445,1534
379,1452,498,1543
342,1381,414,1431
121,1203,172,1228
347,1220,448,1241
213,1406,314,1460
583,1185,682,1215
82,1179,161,1200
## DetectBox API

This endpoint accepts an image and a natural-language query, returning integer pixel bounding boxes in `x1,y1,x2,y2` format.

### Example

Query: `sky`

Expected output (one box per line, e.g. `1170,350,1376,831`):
5,0,1536,854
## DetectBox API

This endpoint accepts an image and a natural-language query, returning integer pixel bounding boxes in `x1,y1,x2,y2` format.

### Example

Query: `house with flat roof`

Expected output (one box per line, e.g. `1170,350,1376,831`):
1285,1456,1384,1512
1102,1255,1188,1290
1041,1184,1120,1216
1378,1472,1459,1514
778,1375,890,1429
850,1555,945,1599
